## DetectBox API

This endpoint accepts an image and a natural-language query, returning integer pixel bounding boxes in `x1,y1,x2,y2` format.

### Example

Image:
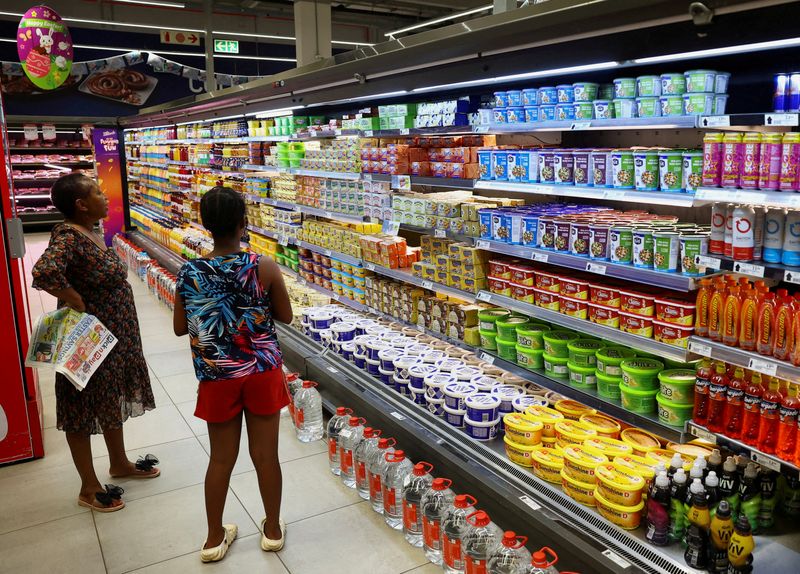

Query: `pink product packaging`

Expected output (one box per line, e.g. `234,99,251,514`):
780,140,800,192
720,141,742,189
759,140,782,190
740,141,761,189
701,140,723,187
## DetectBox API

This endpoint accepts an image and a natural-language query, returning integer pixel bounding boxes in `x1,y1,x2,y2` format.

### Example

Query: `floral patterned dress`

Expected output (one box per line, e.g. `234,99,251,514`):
31,224,154,434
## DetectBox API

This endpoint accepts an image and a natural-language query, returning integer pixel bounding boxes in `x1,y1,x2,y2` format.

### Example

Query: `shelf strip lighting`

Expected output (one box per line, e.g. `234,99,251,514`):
113,0,186,7
247,106,305,119
384,4,493,37
632,36,800,64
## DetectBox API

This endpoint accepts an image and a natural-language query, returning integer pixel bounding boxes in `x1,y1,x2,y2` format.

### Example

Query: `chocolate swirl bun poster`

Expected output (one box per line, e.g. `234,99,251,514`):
16,5,73,90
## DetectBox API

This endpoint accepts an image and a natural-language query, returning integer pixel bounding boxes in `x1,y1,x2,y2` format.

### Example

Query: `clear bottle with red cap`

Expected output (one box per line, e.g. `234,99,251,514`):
403,461,434,547
421,477,455,565
487,531,531,574
368,437,395,514
354,427,381,500
442,494,478,574
339,416,367,488
521,547,560,574
382,450,414,530
462,510,502,574
294,380,323,442
326,406,353,475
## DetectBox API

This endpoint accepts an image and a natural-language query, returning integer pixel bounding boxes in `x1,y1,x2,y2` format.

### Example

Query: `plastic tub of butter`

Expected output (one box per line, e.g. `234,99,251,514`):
596,346,636,377
543,331,579,358
492,384,526,414
496,316,531,341
560,469,596,507
465,393,501,423
531,446,564,483
512,394,548,414
621,428,662,457
478,309,511,332
496,338,518,362
504,413,543,446
554,399,596,421
595,462,645,506
657,369,696,404
568,363,597,389
464,415,500,441
554,420,598,449
516,324,551,349
594,488,644,530
657,393,694,428
567,339,603,367
644,448,677,470
583,436,633,459
620,358,663,390
579,413,622,439
620,383,659,413
516,346,545,370
479,330,498,351
504,434,538,467
543,353,569,379
443,382,477,410
524,405,565,438
595,371,622,401
563,444,608,482
613,454,656,491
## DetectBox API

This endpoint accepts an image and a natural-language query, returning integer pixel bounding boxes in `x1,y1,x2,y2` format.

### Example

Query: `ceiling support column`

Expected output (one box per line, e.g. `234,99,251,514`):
294,0,332,68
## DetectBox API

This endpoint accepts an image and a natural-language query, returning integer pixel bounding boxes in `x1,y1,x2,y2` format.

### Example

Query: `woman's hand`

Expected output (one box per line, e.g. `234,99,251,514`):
49,287,86,312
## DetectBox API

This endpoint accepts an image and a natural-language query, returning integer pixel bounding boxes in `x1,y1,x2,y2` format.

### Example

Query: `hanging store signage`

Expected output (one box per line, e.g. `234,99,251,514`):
16,5,73,90
214,39,239,54
92,128,126,246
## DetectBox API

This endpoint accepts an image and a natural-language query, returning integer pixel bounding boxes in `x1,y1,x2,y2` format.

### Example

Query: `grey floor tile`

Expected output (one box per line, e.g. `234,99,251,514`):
149,379,172,408
93,437,208,502
90,403,193,455
401,563,443,573
159,371,199,404
0,427,74,480
41,391,56,429
36,368,56,398
142,334,190,356
176,400,209,437
96,483,258,574
146,348,194,378
127,533,289,573
230,451,361,526
0,513,105,574
277,502,428,574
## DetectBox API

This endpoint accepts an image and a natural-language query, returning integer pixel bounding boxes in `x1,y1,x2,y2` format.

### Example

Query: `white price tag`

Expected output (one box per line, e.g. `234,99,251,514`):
278,235,289,246
41,124,57,141
395,175,411,191
390,411,407,421
688,340,712,356
475,240,490,249
479,352,495,364
364,130,374,137
476,291,492,302
765,113,799,127
531,252,549,263
586,262,607,275
733,262,765,277
701,115,731,127
332,293,341,301
602,550,631,570
323,249,332,257
363,174,372,182
474,125,490,134
399,128,410,135
689,425,718,444
695,255,722,270
323,211,333,219
603,189,625,200
421,280,434,290
434,229,446,238
23,124,38,140
382,220,400,235
570,121,591,130
365,262,376,272
751,451,781,472
519,495,541,511
783,270,800,285
327,366,339,374
748,357,778,377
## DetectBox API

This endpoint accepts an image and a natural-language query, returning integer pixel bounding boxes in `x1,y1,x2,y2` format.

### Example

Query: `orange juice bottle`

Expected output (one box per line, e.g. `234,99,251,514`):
773,295,795,361
739,286,759,351
791,301,800,366
756,292,777,355
708,278,727,342
722,286,742,347
695,278,714,337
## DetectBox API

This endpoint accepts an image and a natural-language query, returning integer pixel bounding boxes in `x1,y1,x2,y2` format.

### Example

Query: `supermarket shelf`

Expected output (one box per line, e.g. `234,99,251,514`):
240,164,282,174
10,147,92,152
290,168,362,180
247,225,293,245
136,160,169,168
694,187,800,208
694,253,793,284
15,194,52,200
475,239,704,291
370,125,480,137
11,161,93,168
487,116,699,132
399,224,476,244
365,173,476,190
486,292,693,361
285,271,370,312
127,230,185,275
295,240,362,266
688,336,800,381
244,194,296,210
697,113,800,128
12,178,58,187
473,180,697,207
364,263,478,302
685,421,800,480
297,205,370,223
19,212,63,225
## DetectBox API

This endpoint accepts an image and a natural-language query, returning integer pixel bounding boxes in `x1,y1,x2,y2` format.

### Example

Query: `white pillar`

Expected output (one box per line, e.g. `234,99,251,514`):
294,0,332,68
493,0,516,14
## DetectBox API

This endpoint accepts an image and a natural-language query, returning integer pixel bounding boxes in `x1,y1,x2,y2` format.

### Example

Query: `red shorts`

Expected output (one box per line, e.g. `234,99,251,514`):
195,368,291,423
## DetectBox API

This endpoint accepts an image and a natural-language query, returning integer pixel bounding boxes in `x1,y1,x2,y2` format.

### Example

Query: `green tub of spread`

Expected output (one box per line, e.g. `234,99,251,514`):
620,358,664,390
567,339,603,367
656,393,694,428
517,324,551,350
543,331,579,359
497,337,518,362
543,353,569,379
596,347,636,377
568,362,597,389
479,329,498,351
662,357,701,370
657,369,696,404
496,317,531,341
478,309,511,332
596,371,622,400
619,383,659,413
517,346,545,370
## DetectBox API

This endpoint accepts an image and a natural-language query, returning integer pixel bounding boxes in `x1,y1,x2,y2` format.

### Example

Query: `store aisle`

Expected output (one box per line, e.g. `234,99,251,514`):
0,233,436,574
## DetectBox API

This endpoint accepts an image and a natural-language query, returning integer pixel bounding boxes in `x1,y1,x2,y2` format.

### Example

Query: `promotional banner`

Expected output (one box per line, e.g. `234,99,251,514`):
91,128,125,246
16,5,73,90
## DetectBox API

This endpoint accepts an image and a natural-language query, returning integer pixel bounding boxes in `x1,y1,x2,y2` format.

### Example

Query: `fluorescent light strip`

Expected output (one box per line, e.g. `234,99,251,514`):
384,4,492,37
632,36,800,64
43,163,73,172
246,106,305,118
114,0,186,7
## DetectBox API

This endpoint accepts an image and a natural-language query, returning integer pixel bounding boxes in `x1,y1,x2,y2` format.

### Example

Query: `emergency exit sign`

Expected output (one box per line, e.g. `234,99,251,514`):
214,39,239,54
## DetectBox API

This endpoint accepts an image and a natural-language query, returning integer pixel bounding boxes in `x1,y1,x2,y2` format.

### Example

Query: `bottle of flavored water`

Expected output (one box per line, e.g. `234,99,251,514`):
402,461,434,547
382,450,414,530
338,416,366,488
293,381,323,442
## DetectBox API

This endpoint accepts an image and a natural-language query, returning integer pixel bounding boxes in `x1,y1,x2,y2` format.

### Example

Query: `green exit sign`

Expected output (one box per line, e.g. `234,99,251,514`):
214,39,239,54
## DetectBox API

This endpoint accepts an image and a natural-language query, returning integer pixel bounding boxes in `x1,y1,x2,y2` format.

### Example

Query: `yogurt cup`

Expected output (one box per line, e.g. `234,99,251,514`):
453,366,483,383
465,415,500,441
538,86,558,105
378,366,394,385
653,231,680,272
465,392,502,422
471,375,498,392
715,72,731,94
557,84,575,103
436,357,467,373
636,75,661,97
713,94,729,115
340,341,355,362
683,92,715,115
308,312,335,330
613,78,636,99
442,403,466,428
507,106,524,123
593,99,613,119
393,355,421,379
556,103,576,121
512,395,548,414
632,228,655,269
426,396,445,417
679,234,709,276
366,357,381,376
635,97,661,118
378,347,402,371
660,73,686,95
443,381,477,410
365,340,389,361
410,385,427,406
612,99,637,119
522,88,538,106
685,70,716,93
330,321,356,341
408,363,439,390
506,90,523,106
524,106,539,123
658,150,683,191
659,95,684,116
682,151,703,192
493,108,508,123
634,150,659,190
424,373,456,400
539,105,557,121
573,82,599,102
492,384,526,413
611,151,634,189
493,91,509,107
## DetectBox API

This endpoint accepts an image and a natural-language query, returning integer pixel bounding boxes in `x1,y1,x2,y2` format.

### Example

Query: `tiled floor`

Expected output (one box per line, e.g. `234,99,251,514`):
0,233,434,574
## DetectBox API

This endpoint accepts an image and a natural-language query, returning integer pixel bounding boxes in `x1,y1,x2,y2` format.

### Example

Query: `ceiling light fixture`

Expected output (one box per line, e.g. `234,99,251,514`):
247,106,305,118
632,36,800,64
113,0,186,8
384,4,492,38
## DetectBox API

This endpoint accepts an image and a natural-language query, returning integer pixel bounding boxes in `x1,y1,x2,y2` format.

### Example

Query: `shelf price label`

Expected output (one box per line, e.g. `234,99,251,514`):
586,262,607,275
389,411,407,421
323,249,332,257
601,550,631,570
399,128,410,135
750,451,781,472
475,240,490,250
421,280,434,290
688,340,713,357
331,293,341,302
531,252,548,263
784,270,800,285
277,235,289,246
364,130,374,137
382,220,400,235
701,115,731,127
479,352,495,364
365,262,376,272
732,262,765,277
476,291,492,302
695,255,722,270
434,229,447,238
689,424,718,444
748,357,778,377
570,121,591,130
518,495,541,511
765,113,799,126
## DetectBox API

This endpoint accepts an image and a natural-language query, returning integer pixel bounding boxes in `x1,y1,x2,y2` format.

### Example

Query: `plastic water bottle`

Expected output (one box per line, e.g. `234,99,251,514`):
368,437,395,514
327,406,353,475
488,531,531,574
521,547,560,574
293,381,323,442
402,461,434,547
382,450,414,530
442,494,478,574
285,372,302,420
462,510,502,574
339,416,366,488
354,427,382,500
421,477,455,565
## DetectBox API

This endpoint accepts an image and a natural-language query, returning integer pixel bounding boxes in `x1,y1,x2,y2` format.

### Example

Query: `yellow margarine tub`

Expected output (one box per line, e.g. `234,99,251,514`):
613,455,657,492
554,420,598,449
594,463,645,506
594,488,644,530
503,435,537,467
562,445,609,483
667,442,713,462
645,448,681,469
530,446,564,483
524,405,565,438
579,413,622,439
554,399,596,421
560,469,596,506
540,435,559,450
503,413,543,446
583,436,634,459
620,427,662,456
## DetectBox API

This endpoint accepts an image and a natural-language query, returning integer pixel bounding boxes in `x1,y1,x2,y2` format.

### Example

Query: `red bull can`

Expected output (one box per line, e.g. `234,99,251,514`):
774,73,788,112
789,72,800,113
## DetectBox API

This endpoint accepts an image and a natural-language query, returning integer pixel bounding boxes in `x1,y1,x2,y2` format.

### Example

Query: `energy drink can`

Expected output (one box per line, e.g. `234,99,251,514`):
774,73,788,112
789,72,800,113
